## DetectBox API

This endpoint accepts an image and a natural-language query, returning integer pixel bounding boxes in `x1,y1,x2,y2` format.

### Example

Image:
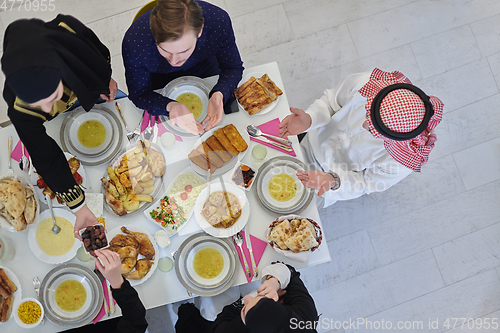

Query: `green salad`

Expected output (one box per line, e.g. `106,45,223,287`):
150,196,187,230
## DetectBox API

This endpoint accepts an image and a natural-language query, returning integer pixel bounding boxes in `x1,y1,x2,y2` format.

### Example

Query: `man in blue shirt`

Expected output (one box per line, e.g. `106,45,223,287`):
122,0,244,134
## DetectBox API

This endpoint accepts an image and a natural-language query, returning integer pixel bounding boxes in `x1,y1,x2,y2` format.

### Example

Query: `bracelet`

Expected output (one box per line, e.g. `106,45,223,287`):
327,171,341,191
266,275,281,289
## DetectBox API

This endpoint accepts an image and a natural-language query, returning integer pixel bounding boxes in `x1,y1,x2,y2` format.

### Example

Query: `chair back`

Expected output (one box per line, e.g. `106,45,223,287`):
133,0,158,22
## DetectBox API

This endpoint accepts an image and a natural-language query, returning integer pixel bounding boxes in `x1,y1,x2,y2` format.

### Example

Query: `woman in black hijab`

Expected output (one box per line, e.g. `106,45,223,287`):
2,14,118,236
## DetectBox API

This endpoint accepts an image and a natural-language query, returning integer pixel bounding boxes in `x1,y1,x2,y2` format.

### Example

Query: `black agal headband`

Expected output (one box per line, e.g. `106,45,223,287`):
370,83,435,141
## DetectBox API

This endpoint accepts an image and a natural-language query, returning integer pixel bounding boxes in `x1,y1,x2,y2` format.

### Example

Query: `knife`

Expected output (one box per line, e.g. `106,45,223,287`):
244,226,258,278
252,137,293,152
106,280,115,314
152,116,159,144
94,269,110,316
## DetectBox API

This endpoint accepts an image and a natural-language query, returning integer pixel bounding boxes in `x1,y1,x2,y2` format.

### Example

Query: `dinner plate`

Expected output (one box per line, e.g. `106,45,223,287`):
189,123,250,178
144,167,207,237
254,156,315,215
184,240,233,289
106,225,159,286
28,208,80,264
174,232,238,297
0,266,22,325
30,152,87,208
102,141,166,217
159,76,211,138
0,173,40,232
60,105,124,166
236,72,281,116
40,263,103,328
194,181,249,238
68,110,114,156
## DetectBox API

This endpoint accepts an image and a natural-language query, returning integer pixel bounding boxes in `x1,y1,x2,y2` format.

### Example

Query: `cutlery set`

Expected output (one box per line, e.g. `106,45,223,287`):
94,269,115,316
6,135,32,174
233,229,258,279
246,124,293,152
116,102,159,144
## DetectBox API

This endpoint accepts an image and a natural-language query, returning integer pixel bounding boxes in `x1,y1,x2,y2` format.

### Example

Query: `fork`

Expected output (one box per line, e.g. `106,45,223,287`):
32,277,45,325
234,232,252,278
115,102,135,142
129,110,145,144
172,250,193,296
6,136,13,174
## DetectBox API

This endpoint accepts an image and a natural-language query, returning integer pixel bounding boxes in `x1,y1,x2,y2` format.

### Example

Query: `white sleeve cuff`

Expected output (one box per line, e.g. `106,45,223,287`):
259,263,291,289
70,201,86,213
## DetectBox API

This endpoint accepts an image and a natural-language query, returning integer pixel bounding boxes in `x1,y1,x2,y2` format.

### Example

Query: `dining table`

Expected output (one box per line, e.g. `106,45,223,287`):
0,61,331,332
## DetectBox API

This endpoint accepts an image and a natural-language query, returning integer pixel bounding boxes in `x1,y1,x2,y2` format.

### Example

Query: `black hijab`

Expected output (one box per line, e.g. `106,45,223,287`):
2,14,111,111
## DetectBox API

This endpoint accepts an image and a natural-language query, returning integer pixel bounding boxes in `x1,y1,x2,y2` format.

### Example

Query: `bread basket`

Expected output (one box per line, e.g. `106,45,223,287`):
264,214,323,262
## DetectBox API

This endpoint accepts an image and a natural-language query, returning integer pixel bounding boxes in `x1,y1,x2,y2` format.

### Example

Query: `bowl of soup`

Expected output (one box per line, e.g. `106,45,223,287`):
39,264,103,328
184,241,231,288
68,110,114,157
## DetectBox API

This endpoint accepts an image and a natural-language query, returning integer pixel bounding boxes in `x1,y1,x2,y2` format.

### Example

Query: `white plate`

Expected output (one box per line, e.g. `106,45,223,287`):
159,76,211,138
28,208,80,264
185,241,231,288
144,167,207,237
0,266,22,325
189,123,250,178
236,72,281,116
261,165,305,209
0,174,40,232
194,182,249,238
106,225,159,286
68,111,114,156
31,152,87,208
102,142,166,217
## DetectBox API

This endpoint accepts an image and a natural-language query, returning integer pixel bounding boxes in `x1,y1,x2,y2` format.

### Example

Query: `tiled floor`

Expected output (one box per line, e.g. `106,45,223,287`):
2,1,500,332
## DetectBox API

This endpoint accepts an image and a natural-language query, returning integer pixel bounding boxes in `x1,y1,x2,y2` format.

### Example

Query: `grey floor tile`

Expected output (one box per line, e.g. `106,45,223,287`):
470,13,500,57
487,52,500,91
225,0,285,18
368,180,500,265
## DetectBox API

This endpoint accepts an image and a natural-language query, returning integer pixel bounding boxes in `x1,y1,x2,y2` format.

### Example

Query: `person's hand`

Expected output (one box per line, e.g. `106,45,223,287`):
296,170,337,196
100,78,118,102
73,204,98,241
95,249,124,289
168,101,204,135
279,107,312,138
257,277,280,301
202,91,224,131
277,289,286,304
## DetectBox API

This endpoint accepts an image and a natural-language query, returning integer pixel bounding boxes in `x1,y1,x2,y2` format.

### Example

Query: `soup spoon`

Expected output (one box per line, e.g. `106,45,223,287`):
46,194,61,234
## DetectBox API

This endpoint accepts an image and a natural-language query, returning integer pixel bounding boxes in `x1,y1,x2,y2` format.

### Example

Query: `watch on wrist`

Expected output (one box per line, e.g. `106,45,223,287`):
327,171,341,191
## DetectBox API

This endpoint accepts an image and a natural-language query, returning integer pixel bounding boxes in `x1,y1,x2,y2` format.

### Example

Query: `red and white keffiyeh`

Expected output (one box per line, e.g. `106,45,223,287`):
359,68,444,172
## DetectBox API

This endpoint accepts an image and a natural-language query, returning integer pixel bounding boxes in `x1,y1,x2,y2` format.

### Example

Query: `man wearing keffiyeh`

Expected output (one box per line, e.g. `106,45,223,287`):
279,68,444,208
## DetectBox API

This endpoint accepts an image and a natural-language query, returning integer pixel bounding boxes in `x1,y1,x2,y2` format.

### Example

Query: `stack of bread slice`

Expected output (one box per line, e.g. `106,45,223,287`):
235,74,283,115
0,268,17,322
189,124,248,172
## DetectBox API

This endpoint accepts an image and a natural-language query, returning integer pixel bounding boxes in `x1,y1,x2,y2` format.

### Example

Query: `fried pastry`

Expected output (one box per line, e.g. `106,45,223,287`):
197,141,224,168
213,128,239,155
206,135,233,162
257,74,283,100
222,124,248,152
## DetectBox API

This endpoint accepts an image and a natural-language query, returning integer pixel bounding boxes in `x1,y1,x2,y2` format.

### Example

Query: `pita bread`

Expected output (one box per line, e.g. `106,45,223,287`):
284,227,319,253
0,179,26,219
268,219,291,250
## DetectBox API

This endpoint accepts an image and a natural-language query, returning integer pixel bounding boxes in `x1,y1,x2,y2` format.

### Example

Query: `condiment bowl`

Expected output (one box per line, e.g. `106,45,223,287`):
13,298,44,328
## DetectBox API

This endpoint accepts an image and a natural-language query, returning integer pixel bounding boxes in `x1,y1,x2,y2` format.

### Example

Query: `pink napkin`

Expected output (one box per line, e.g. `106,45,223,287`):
141,110,183,142
11,140,30,162
93,272,117,324
234,231,268,283
249,118,296,157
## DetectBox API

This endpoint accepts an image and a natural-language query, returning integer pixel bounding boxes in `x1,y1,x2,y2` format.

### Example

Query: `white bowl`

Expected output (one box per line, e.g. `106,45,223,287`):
68,111,113,156
14,298,44,328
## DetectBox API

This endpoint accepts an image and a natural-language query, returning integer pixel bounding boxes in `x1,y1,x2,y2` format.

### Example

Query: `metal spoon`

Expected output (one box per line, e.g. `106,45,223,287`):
19,141,29,171
233,232,252,278
247,124,292,146
46,193,61,234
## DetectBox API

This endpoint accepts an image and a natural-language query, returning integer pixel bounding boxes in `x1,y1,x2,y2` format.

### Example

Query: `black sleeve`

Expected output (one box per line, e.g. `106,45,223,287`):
281,265,319,325
212,304,247,333
5,92,84,210
112,280,148,333
50,14,111,65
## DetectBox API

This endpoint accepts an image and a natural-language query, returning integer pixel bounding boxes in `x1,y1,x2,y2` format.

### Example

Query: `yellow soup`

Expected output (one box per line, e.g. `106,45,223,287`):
55,279,86,312
36,216,75,256
176,93,203,119
193,248,224,279
268,173,297,202
77,120,106,148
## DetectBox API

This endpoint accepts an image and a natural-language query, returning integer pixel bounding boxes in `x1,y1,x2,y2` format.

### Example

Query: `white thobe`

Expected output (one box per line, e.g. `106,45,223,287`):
302,71,413,207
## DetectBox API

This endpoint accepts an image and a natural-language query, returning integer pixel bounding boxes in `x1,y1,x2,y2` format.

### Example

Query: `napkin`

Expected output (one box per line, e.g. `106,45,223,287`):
11,140,30,162
93,276,117,324
141,110,183,142
234,231,268,283
249,118,296,157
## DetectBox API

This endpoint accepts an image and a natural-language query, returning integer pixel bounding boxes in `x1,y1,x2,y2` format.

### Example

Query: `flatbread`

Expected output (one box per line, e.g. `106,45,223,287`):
24,189,36,224
268,219,291,250
270,219,318,252
284,227,319,253
0,179,26,219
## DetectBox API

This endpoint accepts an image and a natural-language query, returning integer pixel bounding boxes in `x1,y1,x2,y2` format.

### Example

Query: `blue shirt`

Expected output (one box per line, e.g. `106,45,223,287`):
122,1,244,116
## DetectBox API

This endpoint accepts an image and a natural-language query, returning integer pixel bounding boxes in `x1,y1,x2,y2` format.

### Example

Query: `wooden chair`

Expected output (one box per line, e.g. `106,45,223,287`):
133,0,158,22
